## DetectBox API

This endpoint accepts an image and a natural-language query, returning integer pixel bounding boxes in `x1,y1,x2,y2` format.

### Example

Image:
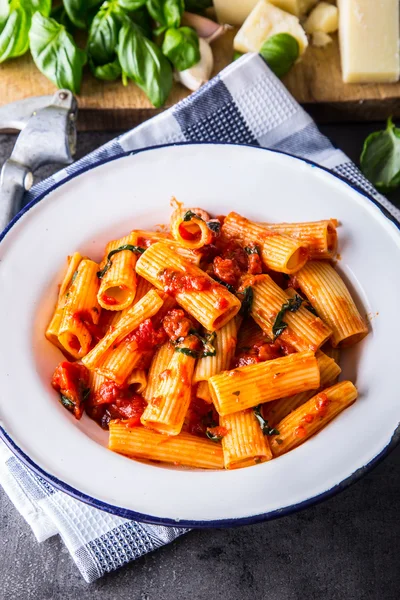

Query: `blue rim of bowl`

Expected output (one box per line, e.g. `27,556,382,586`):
0,141,399,529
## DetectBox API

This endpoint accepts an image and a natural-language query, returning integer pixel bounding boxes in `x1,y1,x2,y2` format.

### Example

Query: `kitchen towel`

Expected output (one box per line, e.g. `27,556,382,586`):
1,52,399,583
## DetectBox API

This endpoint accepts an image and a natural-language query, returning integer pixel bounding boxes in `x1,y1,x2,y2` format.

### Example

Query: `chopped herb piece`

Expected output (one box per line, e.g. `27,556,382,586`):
60,394,74,412
254,457,262,464
82,388,91,403
183,210,200,222
212,276,236,294
207,220,221,235
206,429,223,442
244,245,260,255
239,286,253,318
71,270,78,284
272,294,303,340
97,244,145,279
174,347,199,358
253,405,280,436
275,438,283,445
191,330,216,358
232,391,241,396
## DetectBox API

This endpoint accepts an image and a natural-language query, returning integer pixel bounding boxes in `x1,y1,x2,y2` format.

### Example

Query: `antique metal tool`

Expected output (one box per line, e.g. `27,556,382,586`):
0,89,78,232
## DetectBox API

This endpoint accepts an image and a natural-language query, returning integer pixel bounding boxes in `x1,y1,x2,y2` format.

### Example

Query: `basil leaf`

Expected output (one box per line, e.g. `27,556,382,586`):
118,0,147,9
305,302,318,317
253,405,280,436
88,0,124,65
272,294,303,340
244,245,260,255
146,0,184,30
0,0,51,62
212,276,236,294
207,221,221,235
91,56,122,80
162,26,200,71
63,0,102,29
239,286,253,318
183,210,199,221
51,4,75,33
175,346,198,358
192,330,216,358
130,5,152,37
97,244,146,278
118,20,173,107
29,13,87,94
60,394,75,412
360,117,400,193
206,429,223,442
260,33,299,78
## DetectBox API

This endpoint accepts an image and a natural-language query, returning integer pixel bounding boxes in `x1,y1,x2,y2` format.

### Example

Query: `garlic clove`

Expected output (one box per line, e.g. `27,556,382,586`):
176,38,214,92
181,11,232,43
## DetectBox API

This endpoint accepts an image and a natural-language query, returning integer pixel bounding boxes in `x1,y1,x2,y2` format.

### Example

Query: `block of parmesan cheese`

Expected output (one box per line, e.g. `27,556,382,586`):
213,0,259,25
268,0,318,17
234,0,309,55
338,0,400,83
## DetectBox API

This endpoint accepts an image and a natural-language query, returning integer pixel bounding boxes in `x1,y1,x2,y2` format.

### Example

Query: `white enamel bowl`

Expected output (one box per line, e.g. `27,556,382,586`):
0,143,399,527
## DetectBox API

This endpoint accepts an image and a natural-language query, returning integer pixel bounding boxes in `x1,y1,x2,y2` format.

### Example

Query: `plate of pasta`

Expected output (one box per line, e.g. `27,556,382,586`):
0,143,399,527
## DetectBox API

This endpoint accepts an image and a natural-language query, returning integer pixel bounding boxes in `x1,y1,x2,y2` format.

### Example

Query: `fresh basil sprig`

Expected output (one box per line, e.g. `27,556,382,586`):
162,26,200,71
146,0,184,31
91,56,122,80
206,429,223,442
97,244,146,279
0,0,51,63
260,33,299,78
63,0,102,29
118,20,173,108
88,1,124,65
360,117,400,193
29,13,87,94
272,294,303,339
253,405,279,436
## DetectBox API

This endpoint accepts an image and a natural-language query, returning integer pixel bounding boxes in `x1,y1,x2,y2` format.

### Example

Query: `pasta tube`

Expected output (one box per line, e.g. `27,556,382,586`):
270,381,358,457
82,289,163,370
209,350,320,416
296,261,368,347
46,252,82,349
194,317,238,382
222,212,308,274
126,369,147,394
170,207,213,250
143,342,175,402
220,409,272,469
136,242,241,330
109,423,224,469
141,348,196,435
58,259,101,359
196,380,212,404
259,220,338,259
263,350,341,425
251,274,332,351
97,233,140,311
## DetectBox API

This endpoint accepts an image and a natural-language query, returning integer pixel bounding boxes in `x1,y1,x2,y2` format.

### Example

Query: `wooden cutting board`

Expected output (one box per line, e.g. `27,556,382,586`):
1,29,399,130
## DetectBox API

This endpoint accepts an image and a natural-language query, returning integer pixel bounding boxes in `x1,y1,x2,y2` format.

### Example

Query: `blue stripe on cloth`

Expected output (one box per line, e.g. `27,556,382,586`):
6,456,55,501
271,122,334,157
173,78,258,145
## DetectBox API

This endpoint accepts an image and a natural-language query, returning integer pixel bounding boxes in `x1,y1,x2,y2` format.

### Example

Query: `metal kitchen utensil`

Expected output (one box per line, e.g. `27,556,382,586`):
0,89,78,232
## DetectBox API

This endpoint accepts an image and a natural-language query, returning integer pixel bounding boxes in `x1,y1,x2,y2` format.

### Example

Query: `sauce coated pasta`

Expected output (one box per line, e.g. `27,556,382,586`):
47,205,366,470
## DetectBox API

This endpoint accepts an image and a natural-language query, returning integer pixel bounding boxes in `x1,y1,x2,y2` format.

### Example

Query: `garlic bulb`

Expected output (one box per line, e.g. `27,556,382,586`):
176,38,214,92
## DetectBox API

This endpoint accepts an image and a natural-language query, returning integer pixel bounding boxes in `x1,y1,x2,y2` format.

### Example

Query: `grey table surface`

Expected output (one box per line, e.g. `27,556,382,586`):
1,124,399,600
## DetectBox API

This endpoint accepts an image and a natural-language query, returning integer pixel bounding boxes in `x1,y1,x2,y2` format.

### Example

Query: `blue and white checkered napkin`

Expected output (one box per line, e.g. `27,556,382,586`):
1,53,399,583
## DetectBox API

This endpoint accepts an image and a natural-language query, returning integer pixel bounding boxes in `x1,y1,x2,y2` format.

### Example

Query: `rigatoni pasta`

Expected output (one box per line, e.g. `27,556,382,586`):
47,203,365,472
296,261,368,347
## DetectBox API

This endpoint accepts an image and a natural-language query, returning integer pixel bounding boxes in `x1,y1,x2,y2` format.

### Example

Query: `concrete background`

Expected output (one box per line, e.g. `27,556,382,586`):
1,125,399,599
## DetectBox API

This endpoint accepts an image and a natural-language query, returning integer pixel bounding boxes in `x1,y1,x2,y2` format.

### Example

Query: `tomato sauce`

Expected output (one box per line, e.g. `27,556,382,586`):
51,361,90,420
159,268,212,294
124,318,167,351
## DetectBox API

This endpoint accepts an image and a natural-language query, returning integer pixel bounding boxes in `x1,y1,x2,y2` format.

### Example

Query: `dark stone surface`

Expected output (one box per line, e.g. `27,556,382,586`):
1,124,399,599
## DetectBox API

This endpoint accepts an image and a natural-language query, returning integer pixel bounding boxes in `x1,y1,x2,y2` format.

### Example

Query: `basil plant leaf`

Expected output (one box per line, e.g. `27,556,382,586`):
118,0,147,9
88,0,125,65
146,0,184,30
360,117,400,193
90,56,121,80
63,0,102,29
162,26,200,72
0,0,51,62
260,33,299,78
29,13,87,94
118,20,172,107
